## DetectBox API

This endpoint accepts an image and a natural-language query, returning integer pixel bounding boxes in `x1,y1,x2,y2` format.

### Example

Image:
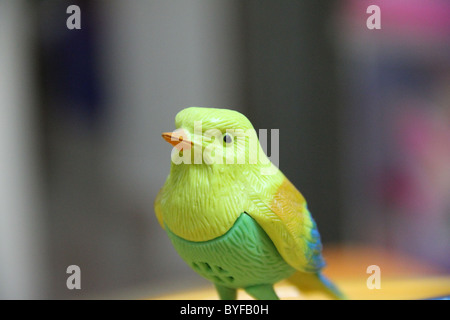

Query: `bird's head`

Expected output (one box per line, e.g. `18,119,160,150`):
162,107,275,175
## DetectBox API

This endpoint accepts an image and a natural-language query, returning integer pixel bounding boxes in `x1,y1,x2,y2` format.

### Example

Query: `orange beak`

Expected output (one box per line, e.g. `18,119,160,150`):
161,130,193,150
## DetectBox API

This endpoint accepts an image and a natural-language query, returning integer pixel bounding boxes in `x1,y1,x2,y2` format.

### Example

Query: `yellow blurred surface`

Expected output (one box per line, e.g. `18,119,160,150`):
150,246,450,300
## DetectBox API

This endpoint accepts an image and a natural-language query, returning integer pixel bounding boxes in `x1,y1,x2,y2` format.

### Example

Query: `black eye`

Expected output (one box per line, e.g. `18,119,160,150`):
223,133,233,144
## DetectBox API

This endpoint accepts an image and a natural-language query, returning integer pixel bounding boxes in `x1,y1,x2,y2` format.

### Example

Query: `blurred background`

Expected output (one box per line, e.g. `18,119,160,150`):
0,0,448,299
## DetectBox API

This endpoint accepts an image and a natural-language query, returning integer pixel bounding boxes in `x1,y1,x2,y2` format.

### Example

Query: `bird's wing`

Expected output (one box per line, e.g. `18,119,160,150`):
246,177,325,273
154,187,165,229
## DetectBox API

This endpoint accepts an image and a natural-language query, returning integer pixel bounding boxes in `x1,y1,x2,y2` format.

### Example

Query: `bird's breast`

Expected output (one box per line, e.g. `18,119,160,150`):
160,169,254,241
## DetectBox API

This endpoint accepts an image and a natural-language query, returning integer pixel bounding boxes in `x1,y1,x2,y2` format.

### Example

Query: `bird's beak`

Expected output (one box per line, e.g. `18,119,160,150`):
161,129,193,150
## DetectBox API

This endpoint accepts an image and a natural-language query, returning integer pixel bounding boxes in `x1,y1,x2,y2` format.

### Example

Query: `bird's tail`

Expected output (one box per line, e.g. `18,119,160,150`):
287,271,347,300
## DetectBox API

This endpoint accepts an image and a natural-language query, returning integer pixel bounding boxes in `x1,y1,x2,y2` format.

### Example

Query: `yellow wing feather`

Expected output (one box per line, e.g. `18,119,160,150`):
246,176,325,273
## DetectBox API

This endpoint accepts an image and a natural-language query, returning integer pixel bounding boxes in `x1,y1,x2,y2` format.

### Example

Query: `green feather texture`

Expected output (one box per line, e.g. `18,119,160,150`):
166,213,296,295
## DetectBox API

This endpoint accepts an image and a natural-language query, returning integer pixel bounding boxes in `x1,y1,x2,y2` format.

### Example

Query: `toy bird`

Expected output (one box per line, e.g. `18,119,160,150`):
154,107,344,300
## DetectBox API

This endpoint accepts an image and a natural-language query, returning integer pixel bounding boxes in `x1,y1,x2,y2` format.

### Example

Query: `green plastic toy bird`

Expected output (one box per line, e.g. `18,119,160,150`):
154,107,344,300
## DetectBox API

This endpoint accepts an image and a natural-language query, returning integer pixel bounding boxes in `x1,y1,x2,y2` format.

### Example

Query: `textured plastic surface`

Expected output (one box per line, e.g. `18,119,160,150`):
155,107,344,299
166,213,296,290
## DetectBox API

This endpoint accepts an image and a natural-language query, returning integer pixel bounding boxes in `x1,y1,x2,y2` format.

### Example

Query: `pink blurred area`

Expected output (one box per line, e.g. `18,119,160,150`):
336,0,450,268
342,0,450,38
384,104,450,215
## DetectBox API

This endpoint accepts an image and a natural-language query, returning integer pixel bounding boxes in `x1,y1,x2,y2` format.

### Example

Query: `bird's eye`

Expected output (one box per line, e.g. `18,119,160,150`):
223,133,233,144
